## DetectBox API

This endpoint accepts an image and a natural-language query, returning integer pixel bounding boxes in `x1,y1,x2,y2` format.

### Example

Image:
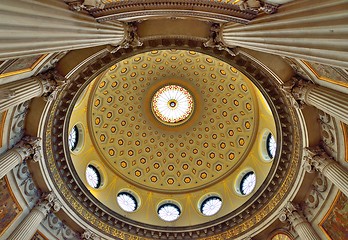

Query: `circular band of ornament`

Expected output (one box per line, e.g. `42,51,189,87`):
152,85,194,125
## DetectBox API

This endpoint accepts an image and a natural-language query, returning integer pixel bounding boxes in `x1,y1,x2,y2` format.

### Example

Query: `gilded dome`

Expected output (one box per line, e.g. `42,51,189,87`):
67,49,277,227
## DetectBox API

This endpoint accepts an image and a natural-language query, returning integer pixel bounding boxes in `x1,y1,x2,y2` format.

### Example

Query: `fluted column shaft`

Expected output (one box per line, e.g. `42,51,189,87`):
284,79,348,125
7,206,46,240
8,193,61,240
304,147,348,196
0,0,125,60
0,150,24,179
293,220,322,240
222,0,348,68
0,136,41,179
304,85,348,125
279,202,320,240
322,161,348,197
0,76,44,112
0,70,63,112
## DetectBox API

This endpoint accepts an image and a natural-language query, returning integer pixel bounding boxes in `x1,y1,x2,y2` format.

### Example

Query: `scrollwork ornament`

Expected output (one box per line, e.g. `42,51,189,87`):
303,147,333,173
111,22,143,53
36,192,62,215
279,202,306,227
39,70,69,101
204,23,237,57
236,0,278,14
281,77,315,109
82,229,101,240
15,136,42,162
65,0,104,11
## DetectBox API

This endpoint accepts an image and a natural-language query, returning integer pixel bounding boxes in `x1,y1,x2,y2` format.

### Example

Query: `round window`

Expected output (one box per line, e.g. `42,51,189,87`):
200,196,222,216
86,165,102,189
157,203,181,222
68,125,79,151
266,133,276,159
240,171,256,196
117,192,138,212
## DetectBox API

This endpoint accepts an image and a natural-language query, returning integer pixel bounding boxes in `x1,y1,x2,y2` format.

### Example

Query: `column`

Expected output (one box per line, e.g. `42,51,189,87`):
8,193,61,240
282,78,348,125
0,71,60,112
279,202,320,240
221,0,348,68
0,136,41,179
303,146,348,197
0,0,125,60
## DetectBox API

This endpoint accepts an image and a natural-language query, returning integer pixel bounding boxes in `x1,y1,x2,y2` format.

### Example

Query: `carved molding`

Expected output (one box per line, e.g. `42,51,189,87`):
13,161,79,239
88,1,256,23
110,22,143,54
279,202,307,227
203,23,237,57
281,77,315,109
236,0,278,14
303,172,331,221
82,229,101,240
303,146,333,173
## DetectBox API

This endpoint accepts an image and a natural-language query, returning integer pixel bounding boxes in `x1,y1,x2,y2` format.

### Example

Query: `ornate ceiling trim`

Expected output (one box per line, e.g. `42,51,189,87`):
89,1,256,23
42,38,302,239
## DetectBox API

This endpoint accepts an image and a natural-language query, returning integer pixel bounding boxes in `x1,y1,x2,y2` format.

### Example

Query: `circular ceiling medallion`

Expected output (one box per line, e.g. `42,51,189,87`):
152,85,194,125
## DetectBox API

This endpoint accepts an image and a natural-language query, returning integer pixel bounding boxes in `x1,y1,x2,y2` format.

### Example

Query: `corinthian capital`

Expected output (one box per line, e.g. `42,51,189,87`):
279,202,306,227
39,70,69,101
281,77,314,108
36,192,62,215
16,136,42,162
303,147,333,173
111,22,143,53
204,23,237,56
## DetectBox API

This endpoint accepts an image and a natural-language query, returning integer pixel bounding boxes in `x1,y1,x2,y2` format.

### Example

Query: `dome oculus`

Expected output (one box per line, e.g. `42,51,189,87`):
152,85,193,124
86,165,101,189
157,203,181,222
200,196,222,216
117,192,138,212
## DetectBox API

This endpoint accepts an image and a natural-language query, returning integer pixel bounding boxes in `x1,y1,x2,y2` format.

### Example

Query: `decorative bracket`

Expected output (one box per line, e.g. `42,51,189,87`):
110,22,143,53
204,23,237,57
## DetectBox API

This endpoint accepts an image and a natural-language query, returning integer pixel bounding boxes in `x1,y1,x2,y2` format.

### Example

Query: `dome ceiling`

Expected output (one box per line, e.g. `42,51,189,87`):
42,42,301,239
88,50,258,192
67,49,277,227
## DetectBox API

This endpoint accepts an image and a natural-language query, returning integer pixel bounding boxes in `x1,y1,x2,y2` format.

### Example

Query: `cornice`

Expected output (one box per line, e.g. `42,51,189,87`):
89,1,256,23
